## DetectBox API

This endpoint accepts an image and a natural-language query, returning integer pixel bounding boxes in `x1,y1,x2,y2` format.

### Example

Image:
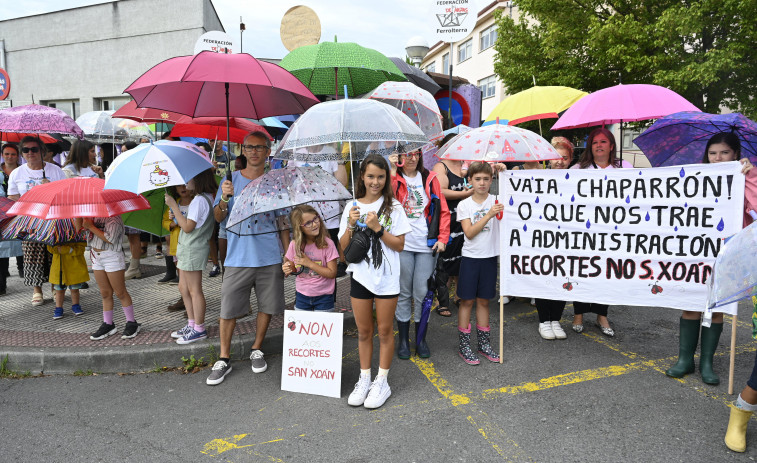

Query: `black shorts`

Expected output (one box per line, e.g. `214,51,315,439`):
350,277,398,300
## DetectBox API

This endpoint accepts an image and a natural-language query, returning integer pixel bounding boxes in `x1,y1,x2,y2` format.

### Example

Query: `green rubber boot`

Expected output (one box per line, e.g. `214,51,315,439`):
665,318,700,378
699,322,723,385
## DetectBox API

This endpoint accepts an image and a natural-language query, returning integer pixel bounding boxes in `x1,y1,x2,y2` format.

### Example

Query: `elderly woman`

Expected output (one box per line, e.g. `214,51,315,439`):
569,128,631,337
7,136,67,306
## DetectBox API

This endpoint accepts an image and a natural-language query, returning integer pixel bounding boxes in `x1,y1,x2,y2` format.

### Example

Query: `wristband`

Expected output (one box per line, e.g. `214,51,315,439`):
375,226,384,238
220,196,230,203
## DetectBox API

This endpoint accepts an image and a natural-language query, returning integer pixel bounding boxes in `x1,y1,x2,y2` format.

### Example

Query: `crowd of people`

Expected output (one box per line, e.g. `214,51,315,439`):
2,127,757,446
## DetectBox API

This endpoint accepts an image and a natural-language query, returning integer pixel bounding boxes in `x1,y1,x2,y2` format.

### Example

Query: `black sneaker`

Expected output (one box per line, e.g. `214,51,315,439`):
90,322,117,341
157,273,177,284
121,321,141,339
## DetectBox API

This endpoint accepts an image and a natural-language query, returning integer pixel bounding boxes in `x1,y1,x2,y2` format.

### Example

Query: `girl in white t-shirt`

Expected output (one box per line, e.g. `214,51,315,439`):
339,154,411,410
62,140,104,179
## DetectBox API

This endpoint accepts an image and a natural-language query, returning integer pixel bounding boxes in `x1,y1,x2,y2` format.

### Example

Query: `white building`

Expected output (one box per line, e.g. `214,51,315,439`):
0,0,224,117
421,1,518,123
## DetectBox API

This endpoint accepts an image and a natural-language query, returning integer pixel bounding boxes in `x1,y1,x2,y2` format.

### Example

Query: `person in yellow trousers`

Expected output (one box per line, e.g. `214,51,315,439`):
47,241,89,320
724,295,757,453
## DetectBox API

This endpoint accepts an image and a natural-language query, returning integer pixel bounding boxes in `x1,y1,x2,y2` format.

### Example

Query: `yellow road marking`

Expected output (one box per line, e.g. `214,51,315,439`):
467,411,535,462
411,357,470,406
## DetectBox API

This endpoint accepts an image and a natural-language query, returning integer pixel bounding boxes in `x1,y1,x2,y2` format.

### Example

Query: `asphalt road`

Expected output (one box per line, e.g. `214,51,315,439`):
3,298,757,462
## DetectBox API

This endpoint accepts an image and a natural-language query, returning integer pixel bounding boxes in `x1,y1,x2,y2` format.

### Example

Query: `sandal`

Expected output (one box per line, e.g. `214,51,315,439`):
31,292,44,306
436,306,452,317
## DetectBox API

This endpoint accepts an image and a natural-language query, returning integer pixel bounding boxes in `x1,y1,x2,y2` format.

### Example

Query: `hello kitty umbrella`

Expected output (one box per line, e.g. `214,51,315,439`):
103,140,213,194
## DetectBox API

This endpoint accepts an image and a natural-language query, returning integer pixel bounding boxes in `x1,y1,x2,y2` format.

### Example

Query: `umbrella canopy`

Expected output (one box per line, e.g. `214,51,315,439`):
0,132,57,143
280,40,407,97
76,111,132,142
388,57,442,95
485,86,588,126
366,81,443,144
7,177,150,219
706,220,757,310
104,140,213,193
0,104,84,137
0,216,86,245
634,111,757,167
226,166,352,231
256,117,289,129
112,100,184,124
437,125,561,162
121,188,169,236
552,84,700,130
0,196,14,222
274,99,428,162
170,116,272,143
124,51,319,120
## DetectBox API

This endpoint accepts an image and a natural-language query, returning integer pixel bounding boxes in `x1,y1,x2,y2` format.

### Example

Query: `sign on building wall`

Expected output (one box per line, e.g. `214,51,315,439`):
429,0,478,43
0,68,11,100
194,31,238,55
499,163,745,313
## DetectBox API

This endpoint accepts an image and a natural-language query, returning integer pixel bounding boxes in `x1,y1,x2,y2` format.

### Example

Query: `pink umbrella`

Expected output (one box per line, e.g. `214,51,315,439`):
0,104,84,137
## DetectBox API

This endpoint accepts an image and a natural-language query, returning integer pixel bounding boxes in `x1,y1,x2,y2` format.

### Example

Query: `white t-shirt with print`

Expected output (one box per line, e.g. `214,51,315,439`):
7,163,66,196
338,197,411,295
186,193,212,229
63,165,100,178
457,193,500,258
401,172,430,253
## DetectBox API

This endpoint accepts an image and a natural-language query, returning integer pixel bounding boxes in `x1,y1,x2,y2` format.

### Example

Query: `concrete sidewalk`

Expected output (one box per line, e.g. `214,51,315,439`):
0,250,354,374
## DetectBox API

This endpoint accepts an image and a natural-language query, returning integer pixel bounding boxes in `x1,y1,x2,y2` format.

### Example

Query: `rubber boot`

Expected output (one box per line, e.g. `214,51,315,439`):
665,318,700,378
157,255,177,284
397,321,411,359
459,325,479,365
477,325,500,362
124,258,141,280
415,323,430,358
700,322,723,385
725,406,753,452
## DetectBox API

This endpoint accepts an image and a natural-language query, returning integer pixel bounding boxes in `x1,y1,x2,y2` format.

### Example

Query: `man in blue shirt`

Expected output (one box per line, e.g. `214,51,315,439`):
206,131,289,386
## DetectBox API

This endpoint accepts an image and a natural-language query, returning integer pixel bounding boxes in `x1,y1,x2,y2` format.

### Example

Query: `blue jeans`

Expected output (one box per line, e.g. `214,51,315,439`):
294,292,335,312
396,250,435,323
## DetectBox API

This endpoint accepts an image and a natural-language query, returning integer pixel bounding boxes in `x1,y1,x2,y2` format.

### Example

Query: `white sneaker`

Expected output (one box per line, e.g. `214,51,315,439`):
363,375,392,409
551,321,567,339
347,374,372,406
538,322,556,340
502,296,511,304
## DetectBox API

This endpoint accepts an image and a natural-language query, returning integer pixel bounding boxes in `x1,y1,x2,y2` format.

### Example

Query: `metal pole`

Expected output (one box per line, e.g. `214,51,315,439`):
239,17,245,54
225,82,232,181
447,43,454,128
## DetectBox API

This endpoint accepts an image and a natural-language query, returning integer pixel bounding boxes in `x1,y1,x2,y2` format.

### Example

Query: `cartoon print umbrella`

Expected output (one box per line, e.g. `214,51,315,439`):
226,165,352,234
103,140,213,194
366,81,443,144
436,124,561,163
7,177,150,220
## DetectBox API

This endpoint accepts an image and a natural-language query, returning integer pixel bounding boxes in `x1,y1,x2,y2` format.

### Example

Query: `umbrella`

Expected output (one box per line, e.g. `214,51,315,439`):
0,196,14,222
256,117,289,129
366,81,444,144
7,177,150,219
484,86,588,126
226,166,352,233
103,140,213,193
124,51,319,179
706,219,757,310
0,132,57,144
417,125,474,171
115,118,155,141
112,100,184,124
279,39,407,98
437,124,561,163
388,57,442,95
634,111,757,167
76,111,131,142
0,104,84,138
170,116,272,143
0,215,86,245
122,188,170,236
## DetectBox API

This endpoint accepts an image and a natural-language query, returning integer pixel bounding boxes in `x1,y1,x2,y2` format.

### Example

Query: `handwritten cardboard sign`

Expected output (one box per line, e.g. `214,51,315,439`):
281,310,344,398
499,163,745,313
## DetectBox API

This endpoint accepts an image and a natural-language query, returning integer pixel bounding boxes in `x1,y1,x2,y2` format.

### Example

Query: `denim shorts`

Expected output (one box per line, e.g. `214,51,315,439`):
53,282,86,291
294,291,335,312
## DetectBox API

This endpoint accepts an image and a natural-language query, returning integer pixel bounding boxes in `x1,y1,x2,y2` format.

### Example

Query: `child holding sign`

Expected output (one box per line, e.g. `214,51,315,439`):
456,162,503,365
283,205,339,312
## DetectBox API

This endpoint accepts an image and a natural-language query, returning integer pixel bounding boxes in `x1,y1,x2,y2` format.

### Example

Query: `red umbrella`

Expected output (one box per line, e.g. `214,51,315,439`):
0,132,57,143
170,116,272,143
112,100,184,124
0,196,14,222
7,177,150,220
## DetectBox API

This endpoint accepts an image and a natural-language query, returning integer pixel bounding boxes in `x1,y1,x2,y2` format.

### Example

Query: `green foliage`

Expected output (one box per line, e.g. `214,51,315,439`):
73,369,95,377
0,355,32,379
180,354,207,373
493,0,757,118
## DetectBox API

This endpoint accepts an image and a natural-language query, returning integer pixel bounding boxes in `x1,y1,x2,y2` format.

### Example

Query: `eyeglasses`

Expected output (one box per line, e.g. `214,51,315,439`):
21,146,40,154
403,152,420,159
301,216,320,228
242,144,269,152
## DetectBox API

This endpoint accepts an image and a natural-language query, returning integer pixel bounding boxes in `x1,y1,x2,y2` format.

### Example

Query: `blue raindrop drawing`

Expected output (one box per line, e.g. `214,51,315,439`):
604,175,607,180
565,173,570,180
535,196,540,204
674,226,678,232
679,167,685,178
509,196,514,206
717,218,725,231
645,212,650,221
614,225,618,230
715,198,719,203
586,219,591,229
523,224,528,231
571,194,575,202
625,195,631,204
639,170,643,175
684,202,688,208
539,215,542,219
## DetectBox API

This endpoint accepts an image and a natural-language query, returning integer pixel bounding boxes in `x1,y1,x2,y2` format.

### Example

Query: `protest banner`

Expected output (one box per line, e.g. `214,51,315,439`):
281,310,344,398
499,162,745,313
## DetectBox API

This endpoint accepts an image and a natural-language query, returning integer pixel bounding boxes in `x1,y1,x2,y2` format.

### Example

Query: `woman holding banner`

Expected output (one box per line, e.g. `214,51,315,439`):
667,133,755,387
569,128,629,337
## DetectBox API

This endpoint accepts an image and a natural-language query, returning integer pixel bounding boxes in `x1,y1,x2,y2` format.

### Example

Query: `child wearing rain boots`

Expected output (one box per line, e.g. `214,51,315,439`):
48,241,88,320
455,162,503,365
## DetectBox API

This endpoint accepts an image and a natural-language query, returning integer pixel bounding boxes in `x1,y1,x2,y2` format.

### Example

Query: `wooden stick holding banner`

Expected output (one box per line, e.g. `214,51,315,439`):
499,296,504,363
729,315,737,395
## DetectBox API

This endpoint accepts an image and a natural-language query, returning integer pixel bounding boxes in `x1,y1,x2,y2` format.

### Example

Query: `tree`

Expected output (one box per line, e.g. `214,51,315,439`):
493,0,757,118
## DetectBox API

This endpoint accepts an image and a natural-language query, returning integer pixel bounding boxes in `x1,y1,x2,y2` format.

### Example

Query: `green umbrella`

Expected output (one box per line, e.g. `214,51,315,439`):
122,188,170,236
279,38,407,98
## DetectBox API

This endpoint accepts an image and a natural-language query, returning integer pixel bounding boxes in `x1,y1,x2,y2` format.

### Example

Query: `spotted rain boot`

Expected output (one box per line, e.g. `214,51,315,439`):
459,325,479,365
477,325,500,363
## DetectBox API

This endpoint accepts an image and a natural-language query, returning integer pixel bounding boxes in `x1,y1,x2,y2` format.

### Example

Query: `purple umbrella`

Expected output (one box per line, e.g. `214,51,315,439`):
634,111,757,167
0,104,84,137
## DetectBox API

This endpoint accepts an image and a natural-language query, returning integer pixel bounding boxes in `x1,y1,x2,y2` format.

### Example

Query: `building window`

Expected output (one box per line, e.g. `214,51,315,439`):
458,39,472,63
427,62,436,73
40,99,79,119
95,97,130,112
478,75,497,99
442,53,450,74
480,24,498,51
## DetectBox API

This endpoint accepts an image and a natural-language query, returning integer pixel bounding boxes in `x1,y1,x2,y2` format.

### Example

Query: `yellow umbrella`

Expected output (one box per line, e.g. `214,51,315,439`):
484,86,588,126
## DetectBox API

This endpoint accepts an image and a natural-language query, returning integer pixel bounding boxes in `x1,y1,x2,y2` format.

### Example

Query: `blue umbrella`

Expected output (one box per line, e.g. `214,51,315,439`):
634,111,757,167
103,140,213,193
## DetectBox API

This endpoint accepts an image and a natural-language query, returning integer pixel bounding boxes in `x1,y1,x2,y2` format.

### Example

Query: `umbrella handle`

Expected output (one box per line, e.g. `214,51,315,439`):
395,158,405,167
495,198,503,220
353,200,366,228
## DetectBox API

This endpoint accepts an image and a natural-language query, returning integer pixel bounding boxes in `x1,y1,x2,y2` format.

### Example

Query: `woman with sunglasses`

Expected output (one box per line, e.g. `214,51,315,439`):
389,148,450,358
7,136,66,306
